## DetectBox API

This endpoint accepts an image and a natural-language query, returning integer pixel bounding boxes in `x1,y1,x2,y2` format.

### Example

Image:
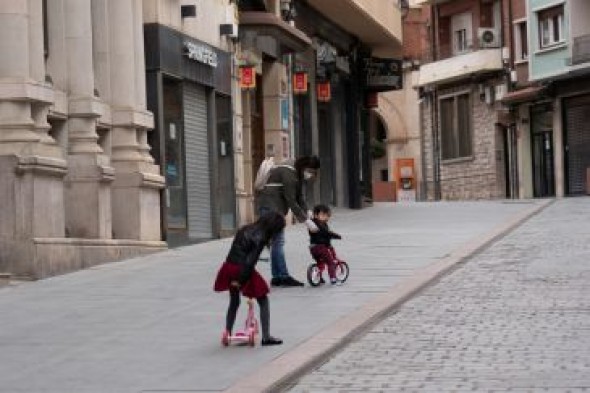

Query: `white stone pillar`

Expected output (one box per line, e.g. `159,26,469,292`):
0,1,68,277
108,0,164,241
64,0,113,239
553,98,565,198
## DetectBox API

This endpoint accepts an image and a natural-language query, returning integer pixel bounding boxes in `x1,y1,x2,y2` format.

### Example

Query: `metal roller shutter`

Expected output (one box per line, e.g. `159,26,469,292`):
564,95,590,195
183,83,213,238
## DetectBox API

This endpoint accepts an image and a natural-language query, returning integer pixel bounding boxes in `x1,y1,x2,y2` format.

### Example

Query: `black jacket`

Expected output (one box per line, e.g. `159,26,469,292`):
255,163,308,222
226,225,267,285
309,219,341,246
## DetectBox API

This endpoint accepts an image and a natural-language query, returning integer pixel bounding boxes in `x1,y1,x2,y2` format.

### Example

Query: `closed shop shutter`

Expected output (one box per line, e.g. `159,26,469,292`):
183,83,213,238
564,95,590,195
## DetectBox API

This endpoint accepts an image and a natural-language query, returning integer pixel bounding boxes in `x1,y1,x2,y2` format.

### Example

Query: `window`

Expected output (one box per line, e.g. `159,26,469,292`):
451,12,473,55
440,93,472,160
537,5,564,49
455,29,468,53
514,20,528,61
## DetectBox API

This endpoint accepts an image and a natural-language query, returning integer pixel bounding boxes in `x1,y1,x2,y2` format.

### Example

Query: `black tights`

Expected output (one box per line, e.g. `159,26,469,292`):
226,289,270,339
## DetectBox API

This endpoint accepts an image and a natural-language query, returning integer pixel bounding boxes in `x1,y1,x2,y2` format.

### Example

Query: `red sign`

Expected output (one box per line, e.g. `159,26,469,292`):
239,66,256,89
317,81,331,102
365,91,379,108
293,72,308,94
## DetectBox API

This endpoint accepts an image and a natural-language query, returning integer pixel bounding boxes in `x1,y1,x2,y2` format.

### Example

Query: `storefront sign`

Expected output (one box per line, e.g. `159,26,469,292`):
239,66,256,89
317,81,331,102
183,41,218,67
364,57,402,92
293,72,308,94
365,91,379,108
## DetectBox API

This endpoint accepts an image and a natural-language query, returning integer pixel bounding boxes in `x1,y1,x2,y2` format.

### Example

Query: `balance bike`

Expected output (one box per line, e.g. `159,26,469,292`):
221,298,259,347
307,260,349,287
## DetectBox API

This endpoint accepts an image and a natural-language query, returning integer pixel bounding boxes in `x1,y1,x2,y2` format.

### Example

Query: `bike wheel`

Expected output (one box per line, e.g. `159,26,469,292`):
307,263,322,286
335,262,349,283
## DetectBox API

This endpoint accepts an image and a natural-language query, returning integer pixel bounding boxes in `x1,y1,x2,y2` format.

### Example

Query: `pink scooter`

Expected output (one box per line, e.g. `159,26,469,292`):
221,298,259,347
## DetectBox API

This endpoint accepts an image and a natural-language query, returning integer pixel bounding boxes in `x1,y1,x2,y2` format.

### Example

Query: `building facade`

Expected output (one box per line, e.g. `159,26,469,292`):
503,0,590,198
0,0,165,279
417,0,510,200
143,0,238,245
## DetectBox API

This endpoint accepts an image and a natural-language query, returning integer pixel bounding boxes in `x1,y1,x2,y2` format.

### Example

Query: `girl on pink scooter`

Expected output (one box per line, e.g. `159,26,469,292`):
214,212,285,346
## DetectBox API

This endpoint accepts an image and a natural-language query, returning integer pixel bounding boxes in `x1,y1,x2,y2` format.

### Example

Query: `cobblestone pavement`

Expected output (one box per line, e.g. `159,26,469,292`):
288,198,590,393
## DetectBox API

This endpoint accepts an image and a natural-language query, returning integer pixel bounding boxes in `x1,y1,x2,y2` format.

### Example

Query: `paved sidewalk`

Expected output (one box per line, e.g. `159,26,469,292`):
288,197,590,393
0,200,546,393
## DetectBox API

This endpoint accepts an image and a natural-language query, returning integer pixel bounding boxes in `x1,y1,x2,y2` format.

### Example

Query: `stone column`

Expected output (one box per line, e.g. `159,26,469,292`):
0,1,67,277
63,0,113,239
108,0,164,241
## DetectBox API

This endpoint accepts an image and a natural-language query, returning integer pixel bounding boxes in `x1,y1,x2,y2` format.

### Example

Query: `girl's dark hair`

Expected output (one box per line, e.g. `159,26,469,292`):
256,212,286,241
295,155,320,179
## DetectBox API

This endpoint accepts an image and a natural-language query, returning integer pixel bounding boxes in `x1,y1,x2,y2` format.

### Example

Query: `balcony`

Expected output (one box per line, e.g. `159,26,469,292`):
572,34,590,66
417,41,504,87
305,0,403,56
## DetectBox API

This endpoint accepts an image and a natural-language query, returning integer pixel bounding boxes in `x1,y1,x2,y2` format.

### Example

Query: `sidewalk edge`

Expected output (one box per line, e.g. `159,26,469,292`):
223,199,554,393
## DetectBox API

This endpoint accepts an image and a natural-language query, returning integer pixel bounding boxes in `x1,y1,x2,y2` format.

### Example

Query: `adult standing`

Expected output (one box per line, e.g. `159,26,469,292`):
256,156,320,287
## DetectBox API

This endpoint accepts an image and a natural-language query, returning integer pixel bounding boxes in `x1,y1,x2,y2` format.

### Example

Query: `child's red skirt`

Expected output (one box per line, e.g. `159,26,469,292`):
214,261,269,298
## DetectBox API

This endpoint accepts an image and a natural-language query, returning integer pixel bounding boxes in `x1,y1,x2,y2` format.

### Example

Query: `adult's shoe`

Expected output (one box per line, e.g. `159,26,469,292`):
270,277,283,287
282,276,304,287
261,336,283,346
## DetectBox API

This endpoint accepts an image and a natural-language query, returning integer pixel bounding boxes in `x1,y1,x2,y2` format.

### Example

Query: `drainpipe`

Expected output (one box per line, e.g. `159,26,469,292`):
431,4,441,200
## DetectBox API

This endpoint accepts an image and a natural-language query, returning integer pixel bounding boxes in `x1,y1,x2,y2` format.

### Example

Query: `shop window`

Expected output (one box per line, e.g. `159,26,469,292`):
537,5,564,49
163,78,187,229
440,93,472,160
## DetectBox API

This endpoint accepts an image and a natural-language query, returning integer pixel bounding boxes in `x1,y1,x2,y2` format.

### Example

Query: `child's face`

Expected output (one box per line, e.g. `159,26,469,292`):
315,211,330,222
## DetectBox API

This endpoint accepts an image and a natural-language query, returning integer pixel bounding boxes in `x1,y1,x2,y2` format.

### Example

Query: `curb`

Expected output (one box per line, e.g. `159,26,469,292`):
223,199,554,393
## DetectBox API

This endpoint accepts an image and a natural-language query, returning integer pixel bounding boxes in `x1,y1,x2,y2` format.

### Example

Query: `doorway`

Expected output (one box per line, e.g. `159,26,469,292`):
531,104,555,197
318,105,335,205
564,95,590,195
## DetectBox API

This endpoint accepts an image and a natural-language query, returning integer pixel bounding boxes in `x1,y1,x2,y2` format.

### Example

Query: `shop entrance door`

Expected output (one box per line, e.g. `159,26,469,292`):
531,105,555,197
319,106,335,205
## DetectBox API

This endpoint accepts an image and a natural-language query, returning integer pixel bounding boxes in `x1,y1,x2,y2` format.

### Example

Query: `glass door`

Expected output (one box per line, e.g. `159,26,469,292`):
531,104,555,197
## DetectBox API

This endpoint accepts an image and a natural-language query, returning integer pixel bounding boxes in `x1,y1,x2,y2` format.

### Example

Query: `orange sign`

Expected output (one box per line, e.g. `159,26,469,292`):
317,81,331,102
395,158,416,202
239,66,256,89
293,72,308,94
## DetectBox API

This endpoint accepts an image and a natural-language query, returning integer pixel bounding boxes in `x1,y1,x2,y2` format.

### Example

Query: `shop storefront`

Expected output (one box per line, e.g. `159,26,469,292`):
144,24,236,245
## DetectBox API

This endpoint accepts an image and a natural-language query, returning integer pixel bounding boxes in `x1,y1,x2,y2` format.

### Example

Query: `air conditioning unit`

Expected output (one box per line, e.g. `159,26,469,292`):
478,28,500,48
220,23,238,40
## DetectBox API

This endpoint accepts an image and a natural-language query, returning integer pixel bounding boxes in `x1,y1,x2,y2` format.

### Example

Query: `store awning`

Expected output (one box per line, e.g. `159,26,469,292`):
501,86,546,105
239,12,312,53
